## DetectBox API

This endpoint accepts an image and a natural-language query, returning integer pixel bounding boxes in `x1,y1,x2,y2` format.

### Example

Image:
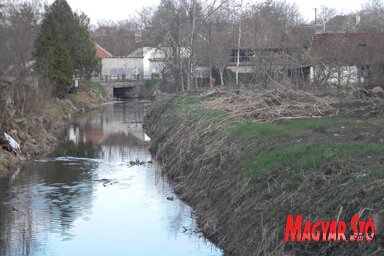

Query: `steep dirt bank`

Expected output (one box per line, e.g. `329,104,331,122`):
144,89,384,256
0,89,106,177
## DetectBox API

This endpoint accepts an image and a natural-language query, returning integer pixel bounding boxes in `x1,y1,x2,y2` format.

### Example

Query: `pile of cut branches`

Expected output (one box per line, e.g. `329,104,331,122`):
202,89,384,122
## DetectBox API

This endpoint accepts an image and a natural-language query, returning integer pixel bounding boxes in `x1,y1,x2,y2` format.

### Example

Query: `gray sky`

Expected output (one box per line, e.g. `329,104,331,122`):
49,0,369,24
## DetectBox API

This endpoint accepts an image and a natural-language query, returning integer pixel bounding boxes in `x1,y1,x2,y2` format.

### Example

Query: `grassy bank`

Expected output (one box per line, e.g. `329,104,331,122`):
144,90,384,255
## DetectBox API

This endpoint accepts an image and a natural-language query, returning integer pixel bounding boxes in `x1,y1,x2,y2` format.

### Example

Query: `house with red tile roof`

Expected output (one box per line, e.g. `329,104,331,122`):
95,43,113,59
309,32,384,86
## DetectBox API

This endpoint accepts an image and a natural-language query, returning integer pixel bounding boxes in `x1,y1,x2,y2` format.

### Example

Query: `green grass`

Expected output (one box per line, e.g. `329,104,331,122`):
53,99,70,115
233,122,286,137
145,79,165,88
244,142,384,181
167,96,227,124
188,106,226,123
232,118,353,138
90,81,107,98
14,113,36,123
169,96,201,113
360,165,384,183
160,96,384,192
151,95,173,108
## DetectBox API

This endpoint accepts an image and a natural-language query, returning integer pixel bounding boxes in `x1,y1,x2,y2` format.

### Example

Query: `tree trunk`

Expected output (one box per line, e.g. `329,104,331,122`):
219,68,224,86
180,68,185,93
186,68,191,91
236,6,242,86
187,0,197,91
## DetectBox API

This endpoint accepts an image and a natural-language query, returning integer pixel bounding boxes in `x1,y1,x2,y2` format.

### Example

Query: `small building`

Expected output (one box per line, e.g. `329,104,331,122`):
101,56,143,81
96,46,189,81
309,32,384,86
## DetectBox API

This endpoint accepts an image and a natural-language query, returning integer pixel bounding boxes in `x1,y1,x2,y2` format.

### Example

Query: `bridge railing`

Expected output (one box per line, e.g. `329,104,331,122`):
100,80,145,88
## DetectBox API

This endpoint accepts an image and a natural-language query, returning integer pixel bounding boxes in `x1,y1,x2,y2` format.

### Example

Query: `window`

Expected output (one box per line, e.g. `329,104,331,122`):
358,42,366,47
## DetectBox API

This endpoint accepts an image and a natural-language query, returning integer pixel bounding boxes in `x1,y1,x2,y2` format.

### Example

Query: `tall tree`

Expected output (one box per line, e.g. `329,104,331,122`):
0,0,43,118
34,0,97,92
142,0,189,92
182,0,229,89
92,20,139,56
34,9,74,96
239,0,304,85
48,0,97,78
200,6,235,86
0,0,41,76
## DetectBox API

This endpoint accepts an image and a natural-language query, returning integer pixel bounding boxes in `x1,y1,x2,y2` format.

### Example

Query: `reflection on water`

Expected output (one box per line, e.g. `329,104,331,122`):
0,100,222,256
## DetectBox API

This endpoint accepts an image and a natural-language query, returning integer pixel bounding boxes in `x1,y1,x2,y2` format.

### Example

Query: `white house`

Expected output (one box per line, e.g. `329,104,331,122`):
96,46,189,81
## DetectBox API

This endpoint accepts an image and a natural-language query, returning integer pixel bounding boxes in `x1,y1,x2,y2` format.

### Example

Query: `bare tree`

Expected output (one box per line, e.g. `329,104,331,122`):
180,0,230,90
0,0,43,129
138,0,189,92
234,0,243,86
316,5,337,30
358,0,384,31
199,5,235,86
91,19,139,56
238,0,306,86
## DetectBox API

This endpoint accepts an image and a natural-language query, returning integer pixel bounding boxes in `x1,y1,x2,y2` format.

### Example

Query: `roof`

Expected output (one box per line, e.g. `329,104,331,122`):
127,48,144,58
95,43,113,58
127,47,190,59
309,32,384,65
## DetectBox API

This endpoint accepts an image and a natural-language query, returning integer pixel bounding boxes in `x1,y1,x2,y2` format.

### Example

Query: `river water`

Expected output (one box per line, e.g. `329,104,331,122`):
0,100,222,256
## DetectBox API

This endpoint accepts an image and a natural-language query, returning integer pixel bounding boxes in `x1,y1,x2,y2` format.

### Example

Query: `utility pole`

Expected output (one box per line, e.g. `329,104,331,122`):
236,0,243,86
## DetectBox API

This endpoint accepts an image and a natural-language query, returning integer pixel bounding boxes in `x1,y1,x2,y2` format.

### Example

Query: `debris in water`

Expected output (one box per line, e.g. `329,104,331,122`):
129,159,145,166
95,178,118,187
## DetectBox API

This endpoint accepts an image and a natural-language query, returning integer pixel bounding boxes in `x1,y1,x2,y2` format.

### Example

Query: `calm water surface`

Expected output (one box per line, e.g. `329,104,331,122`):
0,100,223,256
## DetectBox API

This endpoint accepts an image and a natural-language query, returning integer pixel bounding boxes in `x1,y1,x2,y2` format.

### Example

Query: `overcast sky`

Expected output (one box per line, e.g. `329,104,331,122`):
50,0,369,24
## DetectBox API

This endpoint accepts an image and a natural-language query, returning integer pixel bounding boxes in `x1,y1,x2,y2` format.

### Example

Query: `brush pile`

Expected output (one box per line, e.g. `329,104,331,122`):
203,88,384,122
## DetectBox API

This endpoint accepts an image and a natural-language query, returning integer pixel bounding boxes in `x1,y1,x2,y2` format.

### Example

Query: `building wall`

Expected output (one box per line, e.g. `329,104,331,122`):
310,65,359,85
149,61,165,78
101,58,143,80
101,47,190,81
143,52,152,80
227,65,254,73
143,48,169,80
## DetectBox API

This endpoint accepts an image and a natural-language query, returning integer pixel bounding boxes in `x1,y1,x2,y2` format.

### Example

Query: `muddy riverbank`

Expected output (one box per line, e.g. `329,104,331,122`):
0,89,106,177
144,88,384,255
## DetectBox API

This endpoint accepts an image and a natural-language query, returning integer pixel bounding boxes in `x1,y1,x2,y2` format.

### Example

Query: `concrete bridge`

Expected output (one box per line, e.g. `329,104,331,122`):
100,81,144,98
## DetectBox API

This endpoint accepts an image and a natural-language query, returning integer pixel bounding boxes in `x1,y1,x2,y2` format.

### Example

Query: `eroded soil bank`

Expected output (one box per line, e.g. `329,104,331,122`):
144,88,384,255
0,89,106,176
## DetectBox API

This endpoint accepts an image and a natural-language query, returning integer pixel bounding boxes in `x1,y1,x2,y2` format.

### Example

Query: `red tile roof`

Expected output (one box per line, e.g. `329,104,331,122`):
95,43,113,58
310,33,384,65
